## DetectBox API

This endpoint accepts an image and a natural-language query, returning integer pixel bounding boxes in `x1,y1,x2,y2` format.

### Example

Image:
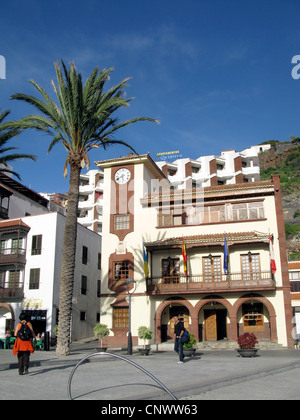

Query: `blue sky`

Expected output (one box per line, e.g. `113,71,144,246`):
0,0,300,193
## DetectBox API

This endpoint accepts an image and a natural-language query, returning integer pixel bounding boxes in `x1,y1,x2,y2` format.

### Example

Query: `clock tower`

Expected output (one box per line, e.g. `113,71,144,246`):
95,153,166,348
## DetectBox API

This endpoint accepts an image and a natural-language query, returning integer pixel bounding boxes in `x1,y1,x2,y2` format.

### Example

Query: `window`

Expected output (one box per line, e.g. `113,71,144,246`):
203,256,222,282
113,261,129,282
82,246,88,264
12,238,22,253
290,271,300,280
97,280,101,297
162,258,180,283
0,271,5,287
29,268,40,289
97,253,101,270
32,235,42,255
157,201,265,227
290,271,300,292
291,281,300,292
241,254,260,282
243,303,264,331
113,307,129,329
114,214,130,230
9,270,20,287
80,311,86,321
81,275,87,295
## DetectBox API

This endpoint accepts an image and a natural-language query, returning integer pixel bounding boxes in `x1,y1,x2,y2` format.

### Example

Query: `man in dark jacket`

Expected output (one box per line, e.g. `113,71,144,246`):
173,316,185,363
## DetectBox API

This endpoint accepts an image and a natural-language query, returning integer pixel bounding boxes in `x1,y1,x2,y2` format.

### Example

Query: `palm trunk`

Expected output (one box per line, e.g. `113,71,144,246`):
56,161,81,356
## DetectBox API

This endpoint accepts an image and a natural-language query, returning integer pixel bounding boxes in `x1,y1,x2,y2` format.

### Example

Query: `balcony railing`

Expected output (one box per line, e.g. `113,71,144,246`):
0,282,24,300
0,248,26,265
146,271,274,294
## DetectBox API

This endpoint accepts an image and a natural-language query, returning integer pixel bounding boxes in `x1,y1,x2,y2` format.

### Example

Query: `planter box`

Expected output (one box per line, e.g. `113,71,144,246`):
236,348,259,357
138,347,150,355
183,348,197,357
97,347,108,352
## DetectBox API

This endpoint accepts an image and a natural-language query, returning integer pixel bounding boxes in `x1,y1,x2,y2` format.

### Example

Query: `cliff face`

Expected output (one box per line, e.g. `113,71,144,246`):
259,141,300,259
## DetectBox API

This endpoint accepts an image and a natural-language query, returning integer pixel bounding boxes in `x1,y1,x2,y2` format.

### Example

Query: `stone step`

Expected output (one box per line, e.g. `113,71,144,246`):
154,340,284,351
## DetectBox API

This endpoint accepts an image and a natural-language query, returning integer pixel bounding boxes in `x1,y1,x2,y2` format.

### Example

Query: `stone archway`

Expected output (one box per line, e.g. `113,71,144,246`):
195,297,235,342
233,295,278,342
0,303,15,334
154,298,196,344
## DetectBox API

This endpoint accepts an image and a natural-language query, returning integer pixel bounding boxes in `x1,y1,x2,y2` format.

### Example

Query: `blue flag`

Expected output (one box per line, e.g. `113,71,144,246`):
223,235,228,274
143,244,149,278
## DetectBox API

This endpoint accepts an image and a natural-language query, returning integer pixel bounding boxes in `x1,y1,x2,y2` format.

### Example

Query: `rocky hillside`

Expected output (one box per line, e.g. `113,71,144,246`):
258,139,300,260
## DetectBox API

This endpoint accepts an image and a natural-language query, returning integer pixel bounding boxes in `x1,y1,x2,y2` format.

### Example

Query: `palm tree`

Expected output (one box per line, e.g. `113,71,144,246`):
9,60,158,356
0,110,36,179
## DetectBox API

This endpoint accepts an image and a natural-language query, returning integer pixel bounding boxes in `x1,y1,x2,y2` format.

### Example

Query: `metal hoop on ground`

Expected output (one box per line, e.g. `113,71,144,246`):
67,352,178,400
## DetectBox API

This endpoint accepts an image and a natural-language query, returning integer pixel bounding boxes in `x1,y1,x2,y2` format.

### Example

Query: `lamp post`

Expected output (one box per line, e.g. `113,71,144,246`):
126,278,136,355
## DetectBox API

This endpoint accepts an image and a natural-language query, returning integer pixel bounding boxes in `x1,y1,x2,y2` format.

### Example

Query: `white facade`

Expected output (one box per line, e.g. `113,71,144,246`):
0,212,101,342
156,144,271,189
289,261,300,341
78,169,104,234
0,172,49,219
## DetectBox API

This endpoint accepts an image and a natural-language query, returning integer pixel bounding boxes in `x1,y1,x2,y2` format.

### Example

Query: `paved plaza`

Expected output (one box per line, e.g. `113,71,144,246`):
0,341,299,401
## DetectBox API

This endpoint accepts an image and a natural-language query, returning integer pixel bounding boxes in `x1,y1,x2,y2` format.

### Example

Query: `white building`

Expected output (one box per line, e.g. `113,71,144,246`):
156,144,271,189
78,169,104,234
289,261,300,342
0,172,49,218
0,212,101,343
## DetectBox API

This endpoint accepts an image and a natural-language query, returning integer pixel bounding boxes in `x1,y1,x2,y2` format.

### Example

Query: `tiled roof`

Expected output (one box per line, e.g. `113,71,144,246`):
144,231,269,248
0,218,30,229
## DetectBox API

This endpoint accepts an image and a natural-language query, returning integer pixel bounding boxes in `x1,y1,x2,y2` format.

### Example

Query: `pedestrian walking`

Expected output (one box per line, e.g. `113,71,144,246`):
13,313,36,375
173,316,185,364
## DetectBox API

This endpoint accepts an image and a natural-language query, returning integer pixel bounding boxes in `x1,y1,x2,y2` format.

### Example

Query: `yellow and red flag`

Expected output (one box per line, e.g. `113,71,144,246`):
182,237,187,276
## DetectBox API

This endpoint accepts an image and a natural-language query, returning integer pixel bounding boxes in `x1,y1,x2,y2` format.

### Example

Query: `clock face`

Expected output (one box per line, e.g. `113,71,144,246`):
115,168,131,184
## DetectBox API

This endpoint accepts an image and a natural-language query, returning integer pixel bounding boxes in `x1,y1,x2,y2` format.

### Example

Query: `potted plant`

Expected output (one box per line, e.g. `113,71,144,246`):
138,326,152,355
183,333,197,357
237,332,259,357
94,323,110,352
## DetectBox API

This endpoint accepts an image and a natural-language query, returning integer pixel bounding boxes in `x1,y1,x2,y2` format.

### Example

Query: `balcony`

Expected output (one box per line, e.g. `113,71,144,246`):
0,248,26,265
0,282,24,301
146,271,275,295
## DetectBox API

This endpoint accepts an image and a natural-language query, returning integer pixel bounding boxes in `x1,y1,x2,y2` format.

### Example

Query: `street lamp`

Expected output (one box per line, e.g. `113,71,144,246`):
126,278,136,355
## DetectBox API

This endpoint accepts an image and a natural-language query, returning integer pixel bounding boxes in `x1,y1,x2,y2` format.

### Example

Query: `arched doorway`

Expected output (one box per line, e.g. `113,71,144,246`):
0,303,15,336
195,297,235,342
234,294,277,342
201,301,228,341
155,298,194,343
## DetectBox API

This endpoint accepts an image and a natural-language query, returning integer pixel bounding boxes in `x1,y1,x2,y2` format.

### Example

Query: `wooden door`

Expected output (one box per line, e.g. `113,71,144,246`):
205,309,217,341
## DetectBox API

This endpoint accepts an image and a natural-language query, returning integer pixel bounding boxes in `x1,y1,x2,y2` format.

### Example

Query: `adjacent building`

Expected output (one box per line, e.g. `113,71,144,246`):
0,212,101,342
156,144,271,189
0,171,102,343
289,261,300,340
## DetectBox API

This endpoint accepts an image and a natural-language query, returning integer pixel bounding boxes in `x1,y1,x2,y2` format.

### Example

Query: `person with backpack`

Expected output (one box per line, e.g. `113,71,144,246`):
13,313,36,375
173,316,186,364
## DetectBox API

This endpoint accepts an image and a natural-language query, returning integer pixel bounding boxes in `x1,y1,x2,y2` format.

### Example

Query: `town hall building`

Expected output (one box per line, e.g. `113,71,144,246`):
96,153,294,349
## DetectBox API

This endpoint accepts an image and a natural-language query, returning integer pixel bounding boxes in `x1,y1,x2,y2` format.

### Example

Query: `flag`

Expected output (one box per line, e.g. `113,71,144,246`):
269,234,276,275
182,237,187,276
223,234,228,274
143,244,149,278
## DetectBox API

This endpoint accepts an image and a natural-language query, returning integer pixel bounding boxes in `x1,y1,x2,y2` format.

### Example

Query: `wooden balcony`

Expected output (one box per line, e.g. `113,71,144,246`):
0,283,24,301
0,248,26,265
146,271,275,295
